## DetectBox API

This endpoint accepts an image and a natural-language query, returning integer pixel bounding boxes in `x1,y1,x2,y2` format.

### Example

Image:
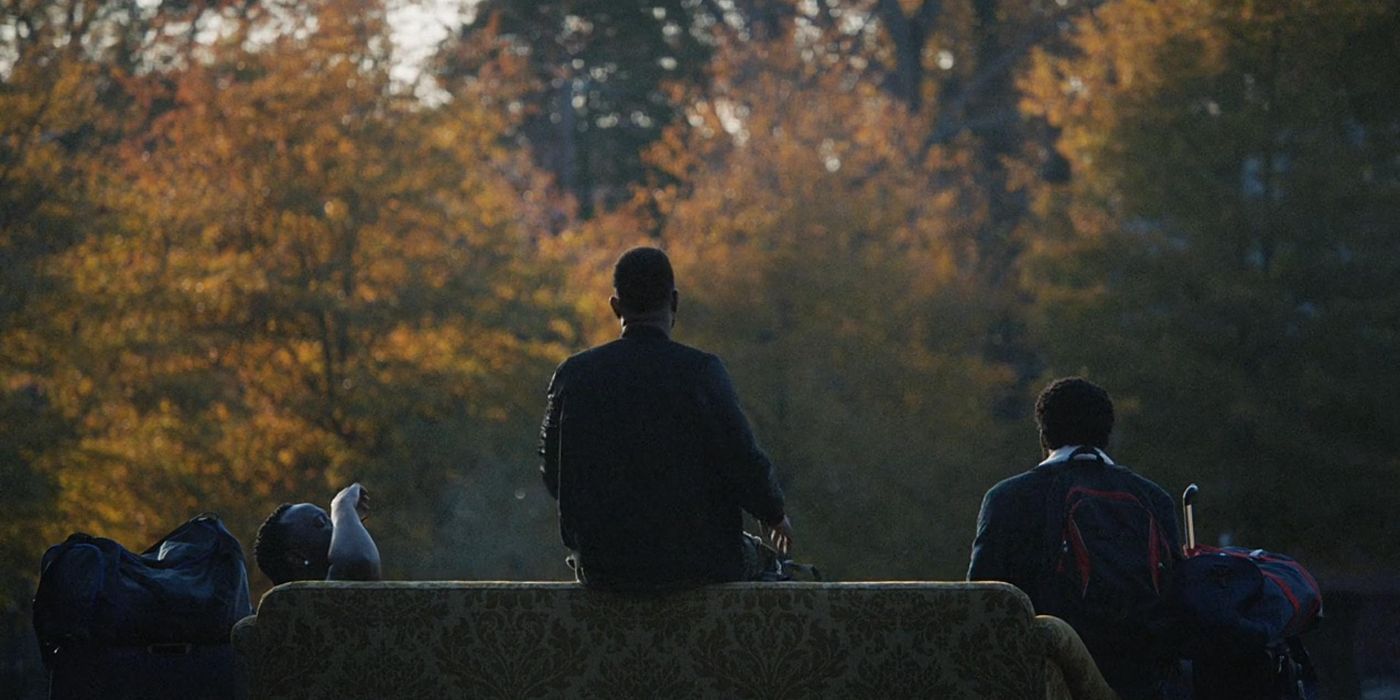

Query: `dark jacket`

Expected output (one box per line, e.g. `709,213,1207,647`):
968,449,1182,700
539,325,785,587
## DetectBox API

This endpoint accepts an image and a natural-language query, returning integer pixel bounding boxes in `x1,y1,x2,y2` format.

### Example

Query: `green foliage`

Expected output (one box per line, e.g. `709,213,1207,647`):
631,33,1025,577
0,387,68,611
1020,0,1400,572
454,0,716,214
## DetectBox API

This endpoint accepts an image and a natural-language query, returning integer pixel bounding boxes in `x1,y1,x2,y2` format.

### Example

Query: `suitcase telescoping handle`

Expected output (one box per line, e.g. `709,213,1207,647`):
1182,483,1199,552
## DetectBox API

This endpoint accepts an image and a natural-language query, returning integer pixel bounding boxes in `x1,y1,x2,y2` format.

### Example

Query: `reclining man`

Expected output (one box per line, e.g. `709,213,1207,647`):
539,247,794,589
254,483,381,584
968,377,1182,700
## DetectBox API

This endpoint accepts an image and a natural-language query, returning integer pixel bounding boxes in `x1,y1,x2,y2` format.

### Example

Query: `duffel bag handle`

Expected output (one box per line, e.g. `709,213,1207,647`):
1182,483,1199,552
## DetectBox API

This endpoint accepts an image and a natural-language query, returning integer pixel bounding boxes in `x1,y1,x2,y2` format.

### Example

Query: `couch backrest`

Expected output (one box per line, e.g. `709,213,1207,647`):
235,581,1045,699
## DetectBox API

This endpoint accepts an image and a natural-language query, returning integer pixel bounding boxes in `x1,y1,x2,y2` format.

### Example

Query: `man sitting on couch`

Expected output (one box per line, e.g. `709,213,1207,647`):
538,247,794,589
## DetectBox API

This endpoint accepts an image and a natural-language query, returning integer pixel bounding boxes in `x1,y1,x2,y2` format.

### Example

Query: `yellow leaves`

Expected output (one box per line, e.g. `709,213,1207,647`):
546,318,576,344
66,3,567,533
213,132,235,158
1025,0,1232,146
277,448,298,468
322,198,349,221
1,56,101,136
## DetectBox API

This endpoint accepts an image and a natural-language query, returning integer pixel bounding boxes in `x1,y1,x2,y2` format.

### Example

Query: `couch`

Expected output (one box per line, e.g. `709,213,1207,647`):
231,581,1118,699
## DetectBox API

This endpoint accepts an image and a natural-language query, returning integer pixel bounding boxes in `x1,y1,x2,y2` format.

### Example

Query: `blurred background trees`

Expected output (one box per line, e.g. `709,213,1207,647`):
452,0,717,215
638,30,1022,576
1019,0,1400,574
3,0,1398,680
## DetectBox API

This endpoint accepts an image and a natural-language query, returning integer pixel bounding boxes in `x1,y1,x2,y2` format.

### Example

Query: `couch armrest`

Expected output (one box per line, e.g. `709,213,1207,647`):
231,614,258,655
1034,615,1119,700
231,614,258,700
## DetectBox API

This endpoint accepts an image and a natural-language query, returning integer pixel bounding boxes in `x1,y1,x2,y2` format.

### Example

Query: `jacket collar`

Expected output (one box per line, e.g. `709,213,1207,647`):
621,324,669,340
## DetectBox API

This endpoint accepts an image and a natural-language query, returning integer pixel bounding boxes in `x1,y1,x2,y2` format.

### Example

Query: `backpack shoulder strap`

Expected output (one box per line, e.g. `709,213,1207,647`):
1036,461,1080,590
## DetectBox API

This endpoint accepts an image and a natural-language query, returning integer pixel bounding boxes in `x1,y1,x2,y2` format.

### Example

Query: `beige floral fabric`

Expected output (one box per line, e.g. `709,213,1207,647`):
1035,615,1121,700
232,581,1102,699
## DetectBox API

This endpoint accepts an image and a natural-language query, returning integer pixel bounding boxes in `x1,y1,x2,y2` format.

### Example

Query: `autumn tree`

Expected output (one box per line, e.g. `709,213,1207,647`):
20,0,578,591
0,13,96,615
582,29,1025,578
449,0,726,216
1020,0,1400,574
0,0,271,610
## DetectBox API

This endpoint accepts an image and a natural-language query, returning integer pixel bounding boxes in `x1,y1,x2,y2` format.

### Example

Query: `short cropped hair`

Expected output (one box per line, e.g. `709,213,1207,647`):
612,247,674,313
253,503,296,584
1035,377,1114,450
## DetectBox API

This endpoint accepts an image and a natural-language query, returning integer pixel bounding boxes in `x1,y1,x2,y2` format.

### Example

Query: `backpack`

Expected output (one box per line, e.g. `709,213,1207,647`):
1036,448,1177,652
33,513,253,668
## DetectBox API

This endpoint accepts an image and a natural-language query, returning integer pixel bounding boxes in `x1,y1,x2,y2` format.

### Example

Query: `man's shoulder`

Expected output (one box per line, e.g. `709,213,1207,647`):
982,467,1054,505
1118,465,1171,492
655,336,718,363
633,336,723,373
1113,465,1176,510
556,338,628,369
687,346,724,373
1044,458,1173,501
556,338,718,374
1050,460,1176,522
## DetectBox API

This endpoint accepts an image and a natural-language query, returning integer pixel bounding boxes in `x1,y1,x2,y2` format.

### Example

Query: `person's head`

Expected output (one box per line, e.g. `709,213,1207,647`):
1035,377,1115,451
609,246,677,325
253,502,334,584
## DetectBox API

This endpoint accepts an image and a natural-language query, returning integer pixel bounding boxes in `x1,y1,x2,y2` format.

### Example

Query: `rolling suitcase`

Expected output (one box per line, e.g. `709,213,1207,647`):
1175,485,1321,700
33,514,253,700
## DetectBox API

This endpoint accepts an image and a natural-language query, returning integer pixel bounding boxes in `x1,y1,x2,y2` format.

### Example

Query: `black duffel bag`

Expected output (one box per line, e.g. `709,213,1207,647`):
33,513,253,667
1172,545,1322,656
1170,485,1323,700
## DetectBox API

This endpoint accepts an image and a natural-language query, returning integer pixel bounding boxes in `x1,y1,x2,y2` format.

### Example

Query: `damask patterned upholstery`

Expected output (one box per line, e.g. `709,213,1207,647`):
1036,615,1121,700
231,581,1117,699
